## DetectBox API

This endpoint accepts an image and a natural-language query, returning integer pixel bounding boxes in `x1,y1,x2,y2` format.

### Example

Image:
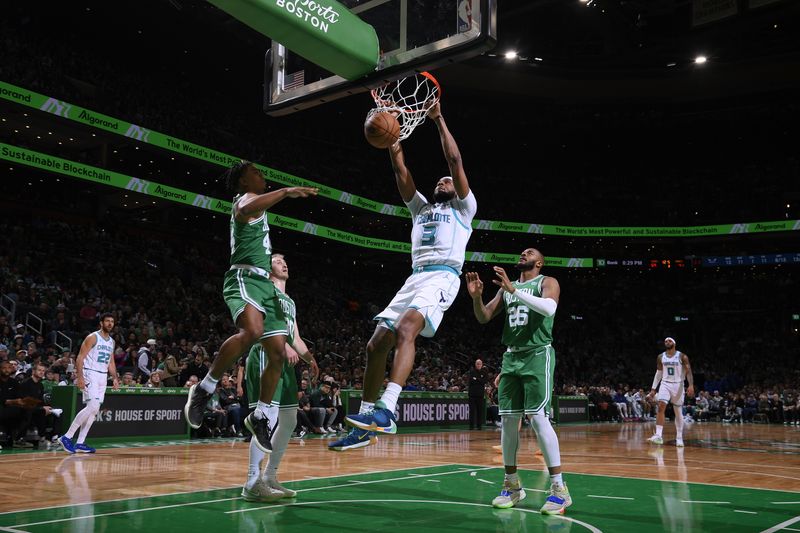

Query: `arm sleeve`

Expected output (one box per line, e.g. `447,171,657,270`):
511,289,557,317
404,191,428,217
651,370,663,390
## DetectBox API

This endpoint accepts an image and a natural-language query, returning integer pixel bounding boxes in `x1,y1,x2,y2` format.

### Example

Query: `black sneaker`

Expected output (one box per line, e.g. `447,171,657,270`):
184,384,211,429
244,412,273,454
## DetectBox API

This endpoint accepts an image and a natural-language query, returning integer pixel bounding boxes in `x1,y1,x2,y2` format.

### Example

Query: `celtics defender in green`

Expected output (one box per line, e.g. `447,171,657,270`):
467,248,573,515
242,254,319,502
184,160,317,454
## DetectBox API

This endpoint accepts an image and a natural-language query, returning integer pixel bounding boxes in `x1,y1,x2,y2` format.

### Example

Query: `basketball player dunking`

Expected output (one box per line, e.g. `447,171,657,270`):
647,337,695,447
331,101,477,450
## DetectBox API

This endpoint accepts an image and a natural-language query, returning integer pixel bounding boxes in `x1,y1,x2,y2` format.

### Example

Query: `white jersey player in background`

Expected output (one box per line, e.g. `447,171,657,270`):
332,101,477,449
59,313,119,454
647,337,694,447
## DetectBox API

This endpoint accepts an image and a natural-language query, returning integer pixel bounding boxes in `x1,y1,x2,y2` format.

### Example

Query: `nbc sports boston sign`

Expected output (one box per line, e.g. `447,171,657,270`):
275,0,340,33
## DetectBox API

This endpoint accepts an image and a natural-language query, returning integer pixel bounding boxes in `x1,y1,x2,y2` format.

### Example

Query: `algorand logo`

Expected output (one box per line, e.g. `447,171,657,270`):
125,124,151,143
275,0,341,33
303,222,319,235
125,178,151,194
729,223,749,234
475,220,492,231
527,224,544,234
470,252,486,262
567,258,584,268
192,195,212,209
794,220,800,231
380,204,396,215
339,192,354,205
40,98,71,117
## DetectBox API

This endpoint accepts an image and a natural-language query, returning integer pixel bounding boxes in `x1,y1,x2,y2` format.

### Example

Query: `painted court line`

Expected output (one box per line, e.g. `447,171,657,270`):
225,499,604,533
772,502,800,505
734,510,757,514
682,500,730,504
12,497,240,528
587,495,634,501
0,462,454,517
761,515,800,533
0,526,30,533
4,465,474,528
783,528,800,532
425,480,440,483
477,479,494,485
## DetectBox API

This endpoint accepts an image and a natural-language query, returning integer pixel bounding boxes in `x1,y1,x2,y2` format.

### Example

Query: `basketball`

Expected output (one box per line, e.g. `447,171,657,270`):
364,112,400,149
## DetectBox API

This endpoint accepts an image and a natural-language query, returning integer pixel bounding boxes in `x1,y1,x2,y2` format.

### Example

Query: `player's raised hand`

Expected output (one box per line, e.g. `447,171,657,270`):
427,101,442,120
492,266,515,292
284,186,319,198
465,272,484,299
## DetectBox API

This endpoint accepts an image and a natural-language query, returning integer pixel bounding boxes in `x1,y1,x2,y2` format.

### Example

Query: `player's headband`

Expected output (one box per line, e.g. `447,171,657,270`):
664,337,676,345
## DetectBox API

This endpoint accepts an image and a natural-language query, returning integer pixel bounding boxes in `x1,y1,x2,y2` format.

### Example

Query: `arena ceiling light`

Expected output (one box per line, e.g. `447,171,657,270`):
504,50,518,60
695,55,708,64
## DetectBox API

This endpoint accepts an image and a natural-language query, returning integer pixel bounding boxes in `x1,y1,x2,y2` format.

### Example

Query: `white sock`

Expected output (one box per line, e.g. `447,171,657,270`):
76,414,95,444
199,374,218,394
254,401,270,420
265,408,296,480
655,425,663,437
504,472,519,485
65,406,92,439
246,437,266,489
360,401,375,414
674,405,684,439
501,414,522,468
550,473,564,488
530,411,562,469
379,382,402,413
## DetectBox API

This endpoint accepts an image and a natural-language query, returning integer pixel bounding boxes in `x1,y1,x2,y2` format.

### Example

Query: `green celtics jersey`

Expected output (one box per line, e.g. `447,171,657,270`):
501,275,554,348
229,194,272,270
277,288,297,347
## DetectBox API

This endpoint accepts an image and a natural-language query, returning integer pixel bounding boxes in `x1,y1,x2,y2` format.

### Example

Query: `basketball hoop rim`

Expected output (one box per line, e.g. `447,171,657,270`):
370,71,442,114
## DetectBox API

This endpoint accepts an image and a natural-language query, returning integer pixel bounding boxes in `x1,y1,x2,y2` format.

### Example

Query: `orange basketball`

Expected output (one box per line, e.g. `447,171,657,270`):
364,112,401,149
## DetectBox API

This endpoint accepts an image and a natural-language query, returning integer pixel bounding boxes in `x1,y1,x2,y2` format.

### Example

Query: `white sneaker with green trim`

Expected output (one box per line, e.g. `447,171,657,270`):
492,478,526,509
540,483,573,515
647,435,664,445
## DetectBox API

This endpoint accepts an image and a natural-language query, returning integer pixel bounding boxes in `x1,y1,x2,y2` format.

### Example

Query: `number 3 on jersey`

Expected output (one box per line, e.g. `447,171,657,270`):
421,224,437,246
508,306,529,328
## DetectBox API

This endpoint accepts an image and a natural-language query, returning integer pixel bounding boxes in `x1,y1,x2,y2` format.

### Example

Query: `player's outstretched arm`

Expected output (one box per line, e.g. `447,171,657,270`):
236,187,319,220
467,272,504,323
389,142,416,203
492,268,559,317
428,102,469,199
682,354,695,397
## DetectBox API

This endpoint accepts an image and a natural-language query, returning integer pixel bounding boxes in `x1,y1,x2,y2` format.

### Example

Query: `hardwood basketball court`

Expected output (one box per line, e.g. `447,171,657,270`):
0,422,798,531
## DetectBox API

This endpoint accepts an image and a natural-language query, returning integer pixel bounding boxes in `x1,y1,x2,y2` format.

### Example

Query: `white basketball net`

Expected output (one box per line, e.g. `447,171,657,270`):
368,72,441,142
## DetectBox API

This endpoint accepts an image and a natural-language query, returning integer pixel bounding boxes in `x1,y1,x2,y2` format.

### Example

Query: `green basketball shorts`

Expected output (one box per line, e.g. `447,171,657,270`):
223,268,287,339
498,345,556,416
246,345,298,409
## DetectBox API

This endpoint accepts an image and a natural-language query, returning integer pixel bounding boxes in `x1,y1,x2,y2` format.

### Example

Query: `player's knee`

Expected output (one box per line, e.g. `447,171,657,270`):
85,400,101,416
394,322,419,345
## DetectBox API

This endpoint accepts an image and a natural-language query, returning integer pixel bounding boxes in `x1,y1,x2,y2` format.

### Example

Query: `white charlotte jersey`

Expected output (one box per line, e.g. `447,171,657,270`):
660,351,683,383
84,331,115,373
406,190,477,273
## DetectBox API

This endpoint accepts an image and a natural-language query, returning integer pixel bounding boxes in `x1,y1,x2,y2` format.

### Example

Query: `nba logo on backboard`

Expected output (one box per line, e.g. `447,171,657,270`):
458,0,472,33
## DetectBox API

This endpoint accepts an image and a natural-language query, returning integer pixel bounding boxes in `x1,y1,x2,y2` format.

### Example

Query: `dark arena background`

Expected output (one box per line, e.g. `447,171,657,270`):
0,1,799,532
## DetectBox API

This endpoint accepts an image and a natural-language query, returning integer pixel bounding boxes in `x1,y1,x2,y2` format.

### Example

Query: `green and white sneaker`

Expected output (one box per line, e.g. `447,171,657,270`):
266,477,297,498
492,478,526,509
675,438,685,447
647,435,664,445
540,483,572,515
241,479,283,502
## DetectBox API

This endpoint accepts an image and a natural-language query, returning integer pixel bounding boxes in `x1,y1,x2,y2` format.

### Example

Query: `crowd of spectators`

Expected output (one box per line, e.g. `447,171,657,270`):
1,211,798,449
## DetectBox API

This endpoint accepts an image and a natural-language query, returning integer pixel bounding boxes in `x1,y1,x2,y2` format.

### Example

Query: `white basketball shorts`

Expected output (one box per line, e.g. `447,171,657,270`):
657,381,684,406
375,268,461,338
82,368,108,404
